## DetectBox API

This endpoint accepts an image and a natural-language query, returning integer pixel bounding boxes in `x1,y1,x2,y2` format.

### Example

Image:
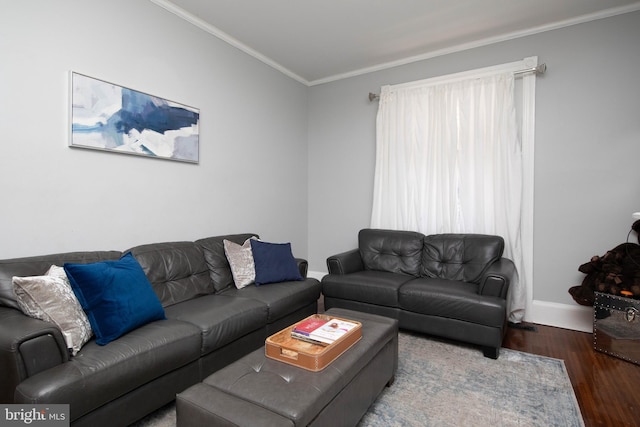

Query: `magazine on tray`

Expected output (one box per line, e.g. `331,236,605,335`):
291,317,359,345
291,317,329,345
292,317,328,336
307,318,359,345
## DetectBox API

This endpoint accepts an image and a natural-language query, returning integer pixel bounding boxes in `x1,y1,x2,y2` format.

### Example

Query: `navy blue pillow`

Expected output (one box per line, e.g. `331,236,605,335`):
64,252,166,345
249,240,303,285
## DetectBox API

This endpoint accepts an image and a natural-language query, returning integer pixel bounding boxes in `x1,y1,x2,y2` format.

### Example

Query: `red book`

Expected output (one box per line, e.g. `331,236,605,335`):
292,317,328,336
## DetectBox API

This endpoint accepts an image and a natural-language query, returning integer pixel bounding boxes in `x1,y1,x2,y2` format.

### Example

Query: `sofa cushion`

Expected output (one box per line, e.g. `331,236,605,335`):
0,251,122,310
421,234,504,283
14,319,201,420
164,294,267,355
12,265,92,356
398,278,505,327
64,253,167,345
358,229,424,276
322,270,412,308
196,234,259,293
221,278,321,323
128,241,213,307
250,240,303,285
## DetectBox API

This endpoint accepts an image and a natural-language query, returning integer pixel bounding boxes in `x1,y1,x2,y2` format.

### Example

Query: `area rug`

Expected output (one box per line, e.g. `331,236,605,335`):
358,332,584,427
131,332,584,427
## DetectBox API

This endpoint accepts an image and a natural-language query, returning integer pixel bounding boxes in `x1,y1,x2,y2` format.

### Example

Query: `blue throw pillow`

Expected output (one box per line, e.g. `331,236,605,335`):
64,252,166,345
249,240,303,285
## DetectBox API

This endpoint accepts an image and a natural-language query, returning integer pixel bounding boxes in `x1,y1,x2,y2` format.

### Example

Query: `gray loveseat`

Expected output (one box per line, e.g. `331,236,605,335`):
321,229,517,359
0,233,321,426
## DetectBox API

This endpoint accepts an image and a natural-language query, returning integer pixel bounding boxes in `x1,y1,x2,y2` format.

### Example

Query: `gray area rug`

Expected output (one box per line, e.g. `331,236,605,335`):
132,332,584,427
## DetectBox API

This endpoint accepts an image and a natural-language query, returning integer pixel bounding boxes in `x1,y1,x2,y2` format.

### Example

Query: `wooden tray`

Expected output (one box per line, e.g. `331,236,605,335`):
265,314,362,371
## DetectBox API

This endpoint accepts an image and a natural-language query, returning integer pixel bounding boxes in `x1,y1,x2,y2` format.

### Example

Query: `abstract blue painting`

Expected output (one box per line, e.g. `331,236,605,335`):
70,72,200,163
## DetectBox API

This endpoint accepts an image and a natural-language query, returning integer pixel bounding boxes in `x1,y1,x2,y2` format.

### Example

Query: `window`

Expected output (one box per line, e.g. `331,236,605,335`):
371,57,539,322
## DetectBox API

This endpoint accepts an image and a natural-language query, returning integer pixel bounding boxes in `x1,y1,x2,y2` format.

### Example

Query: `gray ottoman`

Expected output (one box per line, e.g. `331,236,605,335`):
176,308,398,427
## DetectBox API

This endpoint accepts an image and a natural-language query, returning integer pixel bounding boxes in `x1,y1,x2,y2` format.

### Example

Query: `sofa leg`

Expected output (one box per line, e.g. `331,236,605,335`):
483,347,499,359
386,375,395,387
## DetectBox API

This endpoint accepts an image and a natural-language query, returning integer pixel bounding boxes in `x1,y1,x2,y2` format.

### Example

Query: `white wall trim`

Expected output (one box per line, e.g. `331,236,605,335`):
308,3,640,85
151,0,640,87
308,270,326,281
149,0,308,85
529,300,593,333
520,58,537,324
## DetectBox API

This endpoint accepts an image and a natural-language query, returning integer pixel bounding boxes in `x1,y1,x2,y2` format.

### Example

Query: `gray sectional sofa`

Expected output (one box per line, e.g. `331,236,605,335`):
321,229,517,359
0,233,321,426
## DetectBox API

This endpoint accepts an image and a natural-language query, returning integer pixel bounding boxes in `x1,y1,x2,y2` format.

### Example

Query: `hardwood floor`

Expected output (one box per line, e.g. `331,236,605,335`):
502,322,640,427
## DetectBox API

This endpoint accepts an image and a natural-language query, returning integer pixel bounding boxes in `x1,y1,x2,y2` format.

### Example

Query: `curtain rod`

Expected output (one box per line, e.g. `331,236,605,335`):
368,63,547,101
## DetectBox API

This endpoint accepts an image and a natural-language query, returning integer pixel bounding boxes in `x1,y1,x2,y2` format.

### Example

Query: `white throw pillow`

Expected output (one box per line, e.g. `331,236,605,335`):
13,265,93,356
223,238,256,289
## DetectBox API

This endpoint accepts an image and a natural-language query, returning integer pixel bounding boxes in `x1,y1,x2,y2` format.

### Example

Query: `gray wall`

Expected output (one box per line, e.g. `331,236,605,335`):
2,2,639,322
0,0,309,259
308,11,640,311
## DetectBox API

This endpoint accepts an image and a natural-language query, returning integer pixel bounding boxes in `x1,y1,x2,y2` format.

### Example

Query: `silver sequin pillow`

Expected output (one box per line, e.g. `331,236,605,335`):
13,265,93,355
223,238,256,289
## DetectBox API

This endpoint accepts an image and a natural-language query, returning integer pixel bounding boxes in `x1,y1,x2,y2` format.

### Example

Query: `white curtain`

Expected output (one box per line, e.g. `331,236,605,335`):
371,72,525,322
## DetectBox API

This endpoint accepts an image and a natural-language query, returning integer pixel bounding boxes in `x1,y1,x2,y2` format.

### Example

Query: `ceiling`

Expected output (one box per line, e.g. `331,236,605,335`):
152,0,640,85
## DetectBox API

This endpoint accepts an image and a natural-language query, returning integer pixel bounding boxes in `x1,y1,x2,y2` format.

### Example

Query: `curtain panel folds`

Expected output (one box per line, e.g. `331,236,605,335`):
371,71,525,322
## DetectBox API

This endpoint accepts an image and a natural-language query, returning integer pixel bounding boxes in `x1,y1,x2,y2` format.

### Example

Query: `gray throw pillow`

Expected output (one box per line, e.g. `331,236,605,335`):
13,265,92,356
223,238,256,289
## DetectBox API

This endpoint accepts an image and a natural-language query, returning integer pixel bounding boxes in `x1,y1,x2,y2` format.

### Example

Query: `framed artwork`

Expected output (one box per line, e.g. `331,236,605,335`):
70,72,200,163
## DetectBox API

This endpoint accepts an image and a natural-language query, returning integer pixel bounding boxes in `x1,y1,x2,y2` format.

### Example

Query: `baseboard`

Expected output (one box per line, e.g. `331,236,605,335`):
308,270,327,281
310,270,594,333
527,300,593,333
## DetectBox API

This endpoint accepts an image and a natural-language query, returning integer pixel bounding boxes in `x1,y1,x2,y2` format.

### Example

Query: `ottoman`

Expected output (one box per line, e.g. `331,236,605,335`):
176,308,398,427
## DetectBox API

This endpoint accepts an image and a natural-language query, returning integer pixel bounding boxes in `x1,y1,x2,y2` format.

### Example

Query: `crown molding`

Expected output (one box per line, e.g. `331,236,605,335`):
308,2,640,86
151,0,640,87
149,0,309,86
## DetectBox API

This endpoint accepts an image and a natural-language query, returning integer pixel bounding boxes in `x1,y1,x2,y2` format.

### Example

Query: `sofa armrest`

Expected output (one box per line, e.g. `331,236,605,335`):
295,258,309,278
0,306,68,403
478,258,517,299
326,249,364,275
